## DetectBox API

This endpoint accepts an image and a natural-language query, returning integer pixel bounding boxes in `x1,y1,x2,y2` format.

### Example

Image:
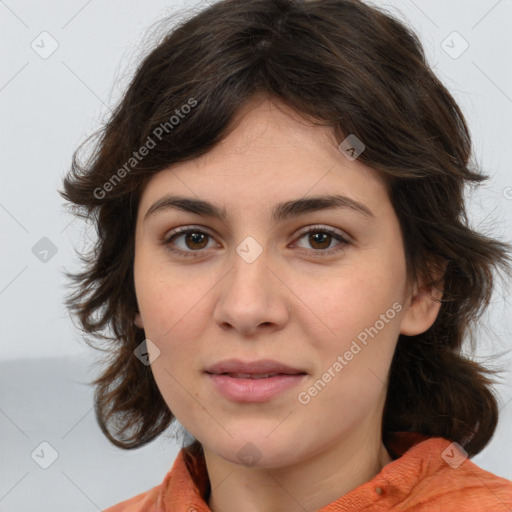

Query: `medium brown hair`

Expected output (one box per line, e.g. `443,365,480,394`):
60,0,512,456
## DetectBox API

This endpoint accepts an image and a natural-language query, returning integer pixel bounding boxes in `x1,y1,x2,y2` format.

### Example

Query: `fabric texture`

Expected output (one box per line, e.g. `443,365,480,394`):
103,433,512,511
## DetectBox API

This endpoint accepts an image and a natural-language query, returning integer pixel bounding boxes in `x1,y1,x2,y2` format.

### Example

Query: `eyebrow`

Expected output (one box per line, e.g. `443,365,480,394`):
144,194,375,222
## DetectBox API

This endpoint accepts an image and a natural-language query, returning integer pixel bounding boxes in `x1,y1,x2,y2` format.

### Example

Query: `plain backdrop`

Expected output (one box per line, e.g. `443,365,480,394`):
1,0,511,511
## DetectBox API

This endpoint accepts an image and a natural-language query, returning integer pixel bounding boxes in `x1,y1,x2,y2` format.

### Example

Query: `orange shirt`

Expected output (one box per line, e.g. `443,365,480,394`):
103,434,512,511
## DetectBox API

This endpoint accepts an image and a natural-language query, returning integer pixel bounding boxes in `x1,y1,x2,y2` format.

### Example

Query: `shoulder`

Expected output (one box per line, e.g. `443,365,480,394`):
102,480,166,512
421,456,511,510
101,445,207,512
385,436,512,511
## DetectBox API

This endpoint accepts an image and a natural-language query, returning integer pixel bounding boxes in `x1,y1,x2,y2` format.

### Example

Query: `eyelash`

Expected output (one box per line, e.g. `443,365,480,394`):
161,224,351,258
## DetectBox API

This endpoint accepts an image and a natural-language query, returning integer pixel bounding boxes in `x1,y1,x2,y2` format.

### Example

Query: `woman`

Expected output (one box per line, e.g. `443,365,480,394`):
61,0,512,510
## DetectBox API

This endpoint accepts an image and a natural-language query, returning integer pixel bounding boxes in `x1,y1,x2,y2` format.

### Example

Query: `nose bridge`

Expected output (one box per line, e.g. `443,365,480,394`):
229,234,271,301
213,234,288,332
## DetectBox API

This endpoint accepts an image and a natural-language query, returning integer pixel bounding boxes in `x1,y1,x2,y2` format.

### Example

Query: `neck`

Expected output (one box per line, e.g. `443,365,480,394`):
204,426,392,512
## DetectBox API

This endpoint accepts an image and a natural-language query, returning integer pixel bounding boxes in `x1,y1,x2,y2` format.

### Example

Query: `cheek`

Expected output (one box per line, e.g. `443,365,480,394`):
305,258,405,393
134,256,207,421
134,249,187,335
133,251,213,368
309,263,404,342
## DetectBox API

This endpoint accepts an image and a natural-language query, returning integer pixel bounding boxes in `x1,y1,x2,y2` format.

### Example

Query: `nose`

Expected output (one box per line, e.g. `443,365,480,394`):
212,243,290,337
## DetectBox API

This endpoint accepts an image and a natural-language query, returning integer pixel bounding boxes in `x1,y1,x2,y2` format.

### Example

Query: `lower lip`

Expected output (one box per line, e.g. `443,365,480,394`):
206,373,306,402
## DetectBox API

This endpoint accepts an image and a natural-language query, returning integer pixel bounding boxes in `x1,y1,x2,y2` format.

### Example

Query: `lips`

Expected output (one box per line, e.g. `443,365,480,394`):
205,358,307,377
205,359,307,402
224,373,284,379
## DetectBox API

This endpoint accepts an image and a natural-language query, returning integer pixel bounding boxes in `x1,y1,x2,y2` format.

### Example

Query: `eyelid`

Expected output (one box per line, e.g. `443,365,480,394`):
162,223,351,242
161,223,352,257
162,224,216,243
293,224,352,244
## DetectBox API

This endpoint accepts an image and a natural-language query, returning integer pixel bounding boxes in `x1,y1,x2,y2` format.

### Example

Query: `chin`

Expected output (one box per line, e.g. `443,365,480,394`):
203,432,304,469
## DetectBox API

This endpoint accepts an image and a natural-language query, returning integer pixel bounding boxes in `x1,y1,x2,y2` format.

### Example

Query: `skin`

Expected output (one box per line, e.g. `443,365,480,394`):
133,95,443,512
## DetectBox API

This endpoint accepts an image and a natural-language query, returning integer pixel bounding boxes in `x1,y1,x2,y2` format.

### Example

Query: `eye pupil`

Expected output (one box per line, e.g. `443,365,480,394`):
166,226,346,258
309,232,331,249
186,232,208,249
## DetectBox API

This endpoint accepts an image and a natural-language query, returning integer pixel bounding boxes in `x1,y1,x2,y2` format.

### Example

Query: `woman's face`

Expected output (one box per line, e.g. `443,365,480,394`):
133,96,430,468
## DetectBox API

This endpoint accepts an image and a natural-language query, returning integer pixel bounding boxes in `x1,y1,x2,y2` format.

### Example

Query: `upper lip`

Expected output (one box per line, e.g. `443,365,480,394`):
205,358,306,375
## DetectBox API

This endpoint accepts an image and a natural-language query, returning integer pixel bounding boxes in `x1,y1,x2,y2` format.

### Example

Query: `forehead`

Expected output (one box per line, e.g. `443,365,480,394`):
138,96,390,220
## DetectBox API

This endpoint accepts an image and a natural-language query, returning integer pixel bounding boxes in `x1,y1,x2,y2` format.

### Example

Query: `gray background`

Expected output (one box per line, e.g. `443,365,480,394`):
1,0,511,511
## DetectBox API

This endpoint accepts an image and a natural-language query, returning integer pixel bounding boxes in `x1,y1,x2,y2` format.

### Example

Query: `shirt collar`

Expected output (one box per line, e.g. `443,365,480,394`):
162,432,451,511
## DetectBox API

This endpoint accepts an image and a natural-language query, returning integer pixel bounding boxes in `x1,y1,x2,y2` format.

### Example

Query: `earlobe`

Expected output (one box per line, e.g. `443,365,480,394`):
134,313,144,329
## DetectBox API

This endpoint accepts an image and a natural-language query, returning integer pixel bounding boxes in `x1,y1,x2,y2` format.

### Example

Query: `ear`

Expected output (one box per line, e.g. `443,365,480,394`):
399,259,447,336
134,313,144,329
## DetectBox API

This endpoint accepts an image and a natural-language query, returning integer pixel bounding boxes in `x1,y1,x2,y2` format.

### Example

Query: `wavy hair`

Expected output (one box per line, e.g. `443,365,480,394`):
60,0,512,456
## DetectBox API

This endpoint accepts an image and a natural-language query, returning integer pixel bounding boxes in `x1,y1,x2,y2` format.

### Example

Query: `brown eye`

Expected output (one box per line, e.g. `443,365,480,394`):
181,232,209,250
162,224,350,259
293,226,350,254
307,232,333,250
163,227,216,256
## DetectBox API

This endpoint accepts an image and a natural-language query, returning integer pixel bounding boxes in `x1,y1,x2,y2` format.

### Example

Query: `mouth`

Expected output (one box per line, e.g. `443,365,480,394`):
214,372,303,379
205,359,307,402
205,358,307,377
